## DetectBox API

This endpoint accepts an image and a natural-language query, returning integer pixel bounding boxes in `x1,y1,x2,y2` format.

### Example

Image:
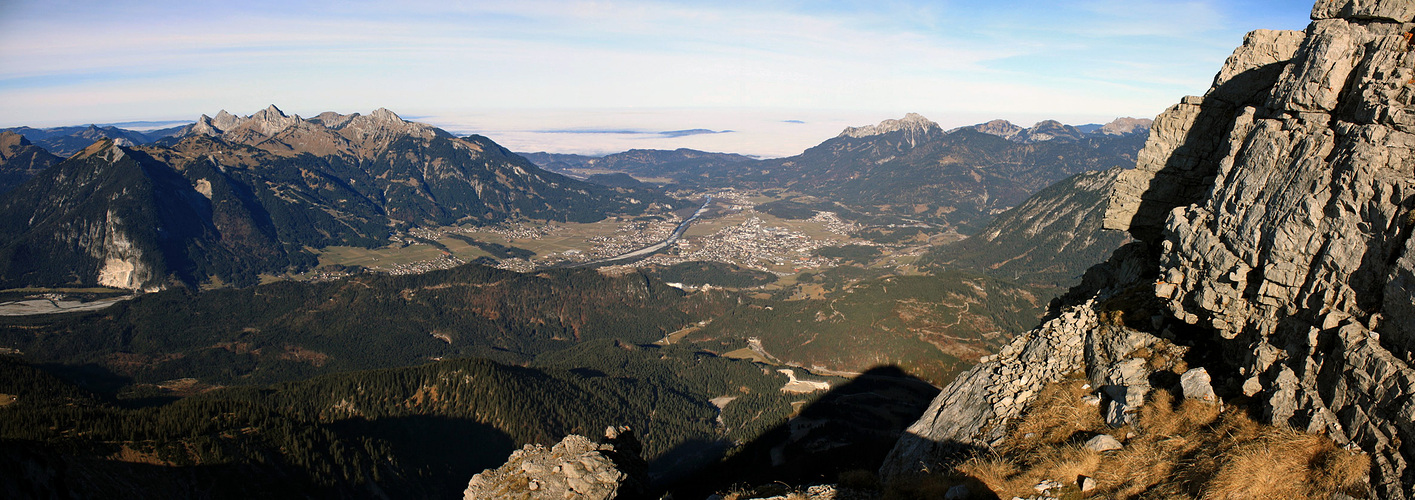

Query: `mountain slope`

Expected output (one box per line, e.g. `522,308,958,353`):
169,106,667,226
674,114,1147,232
0,264,736,386
520,148,756,181
919,168,1132,290
0,140,288,289
0,124,185,157
0,347,800,499
0,106,670,289
689,271,1045,385
0,132,59,195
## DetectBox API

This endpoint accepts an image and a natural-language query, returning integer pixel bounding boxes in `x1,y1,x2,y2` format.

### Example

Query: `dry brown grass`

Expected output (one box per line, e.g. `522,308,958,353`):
883,472,997,500
1004,374,1105,452
1204,426,1370,499
890,373,1372,500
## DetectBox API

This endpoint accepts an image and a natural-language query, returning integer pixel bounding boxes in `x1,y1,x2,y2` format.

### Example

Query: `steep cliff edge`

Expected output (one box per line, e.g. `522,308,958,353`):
884,1,1415,497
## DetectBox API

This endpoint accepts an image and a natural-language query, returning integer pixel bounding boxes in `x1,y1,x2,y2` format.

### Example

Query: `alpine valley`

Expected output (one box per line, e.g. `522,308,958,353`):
4,1,1413,495
0,101,1154,498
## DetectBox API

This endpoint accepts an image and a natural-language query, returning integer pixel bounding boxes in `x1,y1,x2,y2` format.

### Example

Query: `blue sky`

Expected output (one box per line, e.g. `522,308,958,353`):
0,0,1314,156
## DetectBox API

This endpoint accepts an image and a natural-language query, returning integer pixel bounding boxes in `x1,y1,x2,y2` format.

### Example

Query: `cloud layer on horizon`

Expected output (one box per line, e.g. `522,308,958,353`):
0,0,1314,155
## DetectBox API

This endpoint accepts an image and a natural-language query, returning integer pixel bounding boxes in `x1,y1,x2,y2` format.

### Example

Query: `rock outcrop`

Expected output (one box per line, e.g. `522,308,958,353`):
880,263,1188,479
970,119,1025,140
0,131,59,195
1096,117,1154,137
838,113,942,146
966,118,1147,143
463,427,648,500
886,1,1415,496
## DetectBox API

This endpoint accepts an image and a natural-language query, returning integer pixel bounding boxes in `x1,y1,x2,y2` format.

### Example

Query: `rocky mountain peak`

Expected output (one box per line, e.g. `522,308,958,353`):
246,104,302,136
1312,0,1415,22
0,131,32,151
190,114,216,135
970,119,1023,139
368,107,403,123
211,109,241,130
966,118,1121,143
72,139,126,163
339,107,436,146
310,111,359,129
838,113,941,140
1009,120,1085,143
252,104,287,120
889,0,1415,496
1097,117,1152,136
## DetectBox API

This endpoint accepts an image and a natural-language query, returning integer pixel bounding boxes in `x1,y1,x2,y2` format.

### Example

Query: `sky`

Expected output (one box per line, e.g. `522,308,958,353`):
0,0,1315,157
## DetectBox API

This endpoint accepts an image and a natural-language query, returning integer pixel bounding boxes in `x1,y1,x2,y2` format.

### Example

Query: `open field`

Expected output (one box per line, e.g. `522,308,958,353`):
724,347,773,364
315,243,457,269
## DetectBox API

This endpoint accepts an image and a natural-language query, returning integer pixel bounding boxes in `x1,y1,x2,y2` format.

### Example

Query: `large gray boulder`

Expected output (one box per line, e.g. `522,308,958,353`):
464,427,648,500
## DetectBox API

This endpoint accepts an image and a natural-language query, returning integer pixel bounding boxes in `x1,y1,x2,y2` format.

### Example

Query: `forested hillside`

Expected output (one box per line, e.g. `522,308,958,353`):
0,347,805,498
919,168,1132,291
0,264,739,388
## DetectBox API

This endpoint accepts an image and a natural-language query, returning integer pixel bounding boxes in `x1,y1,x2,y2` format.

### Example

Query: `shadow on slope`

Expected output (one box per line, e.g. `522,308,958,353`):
663,365,940,498
329,415,516,498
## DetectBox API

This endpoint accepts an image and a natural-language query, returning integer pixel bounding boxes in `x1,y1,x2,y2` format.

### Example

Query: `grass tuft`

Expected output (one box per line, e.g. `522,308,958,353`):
888,373,1372,499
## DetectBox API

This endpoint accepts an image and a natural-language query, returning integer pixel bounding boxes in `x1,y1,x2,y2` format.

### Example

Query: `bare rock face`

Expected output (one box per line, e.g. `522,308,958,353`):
888,2,1415,496
970,119,1023,140
880,244,1190,479
1097,117,1153,136
1104,1,1415,496
464,427,648,500
837,113,942,146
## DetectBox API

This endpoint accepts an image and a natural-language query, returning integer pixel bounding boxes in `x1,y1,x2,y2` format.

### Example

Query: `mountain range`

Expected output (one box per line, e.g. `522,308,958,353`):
522,114,1150,234
0,124,186,157
919,167,1133,289
0,106,669,290
0,132,59,195
711,114,1147,232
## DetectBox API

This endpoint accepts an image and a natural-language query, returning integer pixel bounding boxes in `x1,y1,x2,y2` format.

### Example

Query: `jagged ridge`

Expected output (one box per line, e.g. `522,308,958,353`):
885,1,1415,497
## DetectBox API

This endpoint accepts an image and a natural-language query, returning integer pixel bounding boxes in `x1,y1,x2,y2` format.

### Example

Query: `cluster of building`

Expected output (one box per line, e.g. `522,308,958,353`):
315,191,875,278
477,221,565,241
381,255,466,276
643,216,842,272
300,268,357,282
584,218,678,259
405,227,444,241
493,257,539,273
807,211,858,236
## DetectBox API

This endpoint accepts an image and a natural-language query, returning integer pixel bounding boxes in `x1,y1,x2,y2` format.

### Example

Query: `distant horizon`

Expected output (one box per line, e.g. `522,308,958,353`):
5,106,1152,158
1,0,1313,156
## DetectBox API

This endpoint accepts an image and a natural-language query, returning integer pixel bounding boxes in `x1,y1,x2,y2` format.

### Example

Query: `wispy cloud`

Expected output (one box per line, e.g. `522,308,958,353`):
534,128,732,138
0,0,1315,155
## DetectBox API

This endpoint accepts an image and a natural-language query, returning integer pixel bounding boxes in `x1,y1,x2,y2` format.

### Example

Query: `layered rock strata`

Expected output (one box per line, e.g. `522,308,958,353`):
887,1,1415,497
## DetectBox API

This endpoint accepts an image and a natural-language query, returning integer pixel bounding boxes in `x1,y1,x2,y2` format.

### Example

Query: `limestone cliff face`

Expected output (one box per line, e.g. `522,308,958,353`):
1108,2,1415,495
886,1,1415,497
